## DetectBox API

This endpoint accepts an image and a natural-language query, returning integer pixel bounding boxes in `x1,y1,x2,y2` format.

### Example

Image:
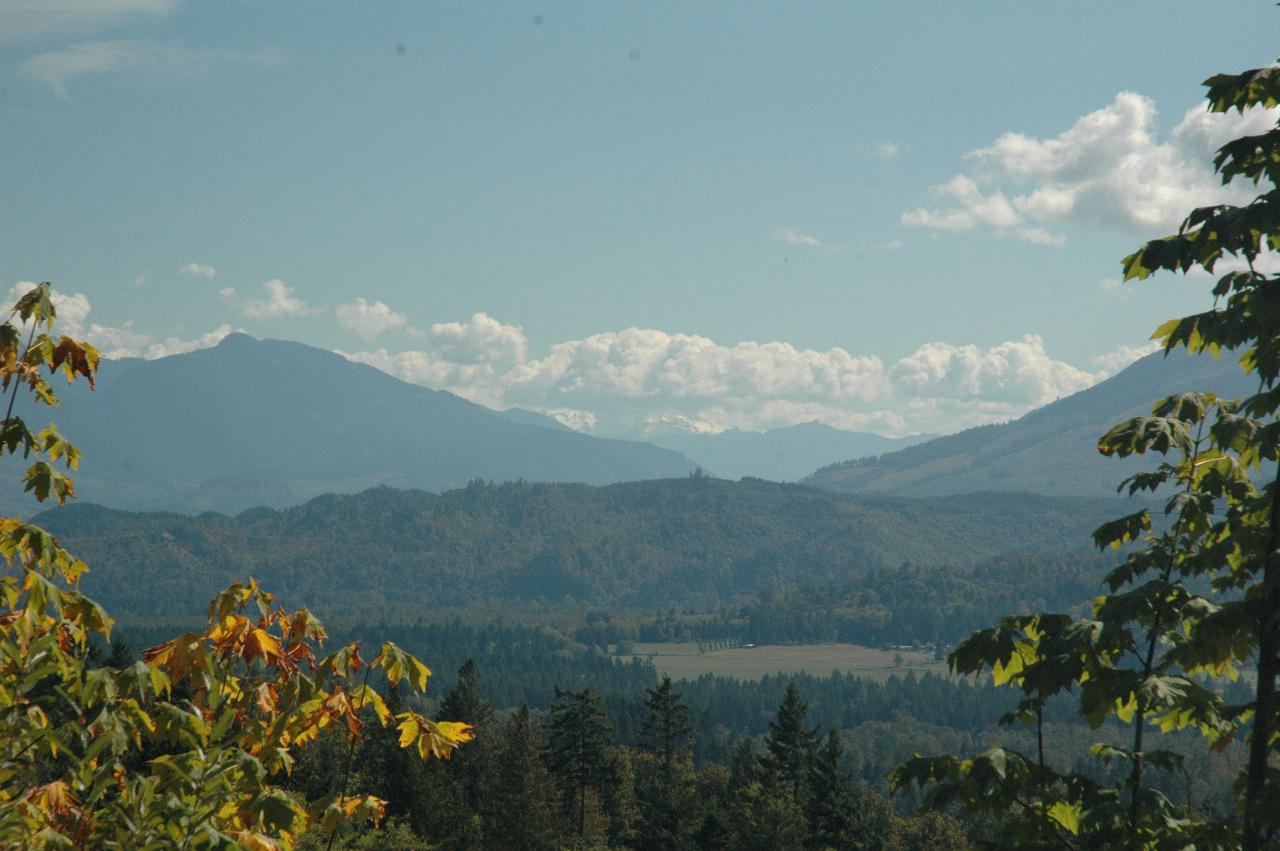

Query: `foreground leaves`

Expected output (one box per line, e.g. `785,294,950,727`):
894,60,1280,850
0,283,472,849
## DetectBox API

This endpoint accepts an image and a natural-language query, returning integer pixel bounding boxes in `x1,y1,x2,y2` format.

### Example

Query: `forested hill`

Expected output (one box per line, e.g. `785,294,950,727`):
804,348,1255,497
35,477,1126,620
1,333,696,516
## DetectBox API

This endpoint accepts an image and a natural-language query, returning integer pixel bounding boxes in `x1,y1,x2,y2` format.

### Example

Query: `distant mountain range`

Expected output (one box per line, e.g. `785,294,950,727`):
35,477,1124,619
804,349,1258,498
14,333,1234,516
4,333,697,515
648,422,934,482
492,409,933,482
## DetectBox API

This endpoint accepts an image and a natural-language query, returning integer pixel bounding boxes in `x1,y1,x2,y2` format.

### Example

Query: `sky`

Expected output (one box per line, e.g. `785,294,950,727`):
2,1,1277,437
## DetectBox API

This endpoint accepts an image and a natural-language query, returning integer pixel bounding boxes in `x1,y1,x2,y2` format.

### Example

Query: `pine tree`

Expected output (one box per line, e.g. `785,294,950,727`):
808,730,851,849
436,660,495,815
424,665,494,849
758,681,818,804
547,686,615,838
637,675,694,849
491,705,559,851
729,737,757,789
640,675,693,768
437,659,495,729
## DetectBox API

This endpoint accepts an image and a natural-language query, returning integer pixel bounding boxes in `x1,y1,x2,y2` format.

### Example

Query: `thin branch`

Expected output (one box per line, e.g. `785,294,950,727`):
325,658,373,851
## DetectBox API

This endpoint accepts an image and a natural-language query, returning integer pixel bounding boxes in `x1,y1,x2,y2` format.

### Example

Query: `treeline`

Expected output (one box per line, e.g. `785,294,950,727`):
37,477,1123,617
292,663,974,850
111,616,1242,800
115,617,1020,764
279,655,1243,851
573,552,1108,648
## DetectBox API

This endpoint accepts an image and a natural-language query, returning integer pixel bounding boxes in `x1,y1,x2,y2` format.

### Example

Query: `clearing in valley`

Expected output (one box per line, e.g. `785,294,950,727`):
620,641,947,682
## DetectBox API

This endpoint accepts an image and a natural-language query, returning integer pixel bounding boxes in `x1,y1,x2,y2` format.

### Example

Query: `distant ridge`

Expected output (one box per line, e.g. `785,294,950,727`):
650,422,933,482
34,477,1125,618
6,333,696,515
804,349,1258,498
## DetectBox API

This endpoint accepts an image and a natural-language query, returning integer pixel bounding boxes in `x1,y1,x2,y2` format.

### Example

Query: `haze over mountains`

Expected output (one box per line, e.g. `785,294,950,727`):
805,349,1258,497
494,410,936,482
3,333,697,515
647,422,933,482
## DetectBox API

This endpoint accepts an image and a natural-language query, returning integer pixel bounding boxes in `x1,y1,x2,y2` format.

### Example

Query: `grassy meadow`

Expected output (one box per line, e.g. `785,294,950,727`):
620,641,949,682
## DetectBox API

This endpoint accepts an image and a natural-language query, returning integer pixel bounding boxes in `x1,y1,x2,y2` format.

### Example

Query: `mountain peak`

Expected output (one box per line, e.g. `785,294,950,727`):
215,332,258,347
10,334,696,515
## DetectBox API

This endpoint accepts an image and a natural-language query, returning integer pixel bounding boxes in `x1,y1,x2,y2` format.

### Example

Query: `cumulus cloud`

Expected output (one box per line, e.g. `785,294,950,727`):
87,322,237,359
338,313,1127,436
179,261,216,279
22,39,286,98
4,281,235,360
223,279,322,320
335,297,407,341
891,335,1096,407
903,92,1278,245
430,312,527,364
1091,341,1161,377
773,227,843,254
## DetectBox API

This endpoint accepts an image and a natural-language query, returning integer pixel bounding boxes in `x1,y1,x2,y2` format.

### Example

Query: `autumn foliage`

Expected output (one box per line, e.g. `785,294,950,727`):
0,283,471,850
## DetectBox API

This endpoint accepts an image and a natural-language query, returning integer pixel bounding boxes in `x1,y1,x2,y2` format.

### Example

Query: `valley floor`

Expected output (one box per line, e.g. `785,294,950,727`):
620,641,949,681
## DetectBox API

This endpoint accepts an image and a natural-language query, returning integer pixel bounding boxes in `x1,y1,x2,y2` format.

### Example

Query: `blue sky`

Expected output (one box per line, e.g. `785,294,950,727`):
2,1,1276,436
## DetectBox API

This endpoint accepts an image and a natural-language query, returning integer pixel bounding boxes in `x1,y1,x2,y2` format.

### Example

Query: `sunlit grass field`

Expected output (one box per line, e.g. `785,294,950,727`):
621,642,949,682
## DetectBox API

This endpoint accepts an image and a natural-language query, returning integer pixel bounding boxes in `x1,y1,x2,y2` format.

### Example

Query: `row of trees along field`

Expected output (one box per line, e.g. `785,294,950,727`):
892,58,1280,849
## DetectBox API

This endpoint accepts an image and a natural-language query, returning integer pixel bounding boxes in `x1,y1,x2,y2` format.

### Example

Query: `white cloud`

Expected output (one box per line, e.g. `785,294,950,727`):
4,281,234,360
224,279,322,320
1091,341,1161,377
890,335,1096,406
89,322,236,359
773,226,843,254
22,39,286,98
335,297,407,342
338,313,1127,437
0,0,178,41
179,261,216,279
903,92,1278,245
876,142,900,160
429,312,527,365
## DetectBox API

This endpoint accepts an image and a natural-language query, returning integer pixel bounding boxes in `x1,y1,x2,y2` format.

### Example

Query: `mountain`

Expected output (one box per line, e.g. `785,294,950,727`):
650,422,933,481
35,477,1126,620
6,334,696,515
804,349,1257,498
494,407,574,431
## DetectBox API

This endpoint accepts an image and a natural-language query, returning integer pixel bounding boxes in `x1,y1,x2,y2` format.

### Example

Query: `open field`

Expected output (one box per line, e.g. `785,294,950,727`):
620,641,950,682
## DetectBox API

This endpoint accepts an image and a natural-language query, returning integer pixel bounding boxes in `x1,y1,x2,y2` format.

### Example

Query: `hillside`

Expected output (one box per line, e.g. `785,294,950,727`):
3,333,696,515
34,477,1126,620
648,422,933,482
805,349,1257,497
